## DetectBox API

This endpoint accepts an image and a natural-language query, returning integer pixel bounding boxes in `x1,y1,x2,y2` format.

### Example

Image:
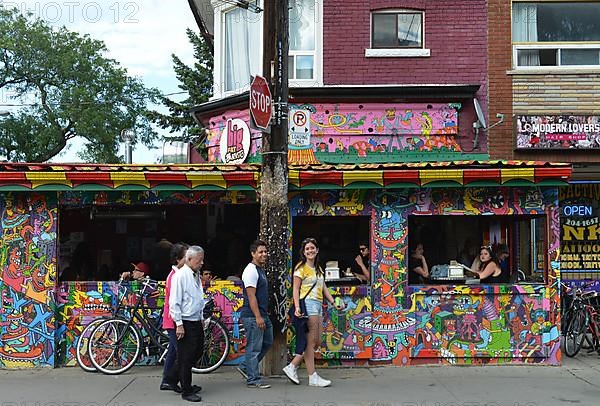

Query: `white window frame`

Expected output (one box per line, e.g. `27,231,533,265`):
366,9,430,58
511,1,600,71
212,1,264,100
211,0,322,100
288,0,323,88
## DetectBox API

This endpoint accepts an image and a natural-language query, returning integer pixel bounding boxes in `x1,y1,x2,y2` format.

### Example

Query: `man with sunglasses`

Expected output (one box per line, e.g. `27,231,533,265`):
352,242,371,283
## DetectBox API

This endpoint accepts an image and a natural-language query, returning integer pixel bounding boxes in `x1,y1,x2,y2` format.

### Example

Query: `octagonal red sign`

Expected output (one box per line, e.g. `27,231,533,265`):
249,75,272,130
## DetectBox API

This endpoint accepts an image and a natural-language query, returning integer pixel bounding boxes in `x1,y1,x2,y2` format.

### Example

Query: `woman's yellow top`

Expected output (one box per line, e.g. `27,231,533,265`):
293,263,324,301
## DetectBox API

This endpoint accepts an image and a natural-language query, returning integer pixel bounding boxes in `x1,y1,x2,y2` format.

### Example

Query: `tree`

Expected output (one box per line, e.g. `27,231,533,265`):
0,8,159,163
146,28,213,156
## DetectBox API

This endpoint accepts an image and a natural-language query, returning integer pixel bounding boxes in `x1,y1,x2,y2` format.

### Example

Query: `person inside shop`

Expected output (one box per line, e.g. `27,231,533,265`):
352,242,370,283
408,242,429,284
458,238,479,268
200,268,215,290
471,246,502,283
121,261,151,281
495,244,510,283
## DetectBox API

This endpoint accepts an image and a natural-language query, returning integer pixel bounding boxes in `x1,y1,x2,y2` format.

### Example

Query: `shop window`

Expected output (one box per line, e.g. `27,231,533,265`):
366,10,430,58
292,216,371,285
407,215,548,285
512,2,600,69
58,204,259,282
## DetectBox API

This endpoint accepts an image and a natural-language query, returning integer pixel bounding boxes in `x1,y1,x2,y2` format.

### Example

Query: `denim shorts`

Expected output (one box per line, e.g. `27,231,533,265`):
304,298,322,316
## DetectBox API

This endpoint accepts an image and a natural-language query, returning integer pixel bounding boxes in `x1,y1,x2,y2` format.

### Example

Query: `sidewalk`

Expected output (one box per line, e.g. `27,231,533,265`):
1,352,600,406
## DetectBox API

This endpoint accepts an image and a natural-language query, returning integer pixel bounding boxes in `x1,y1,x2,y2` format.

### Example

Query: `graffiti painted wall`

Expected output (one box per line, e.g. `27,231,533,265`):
0,192,58,368
56,280,246,367
204,103,482,165
288,187,561,366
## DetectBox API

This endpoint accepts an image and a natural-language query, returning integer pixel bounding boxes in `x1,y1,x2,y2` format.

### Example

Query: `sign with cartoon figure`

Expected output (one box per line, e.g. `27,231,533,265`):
219,118,250,164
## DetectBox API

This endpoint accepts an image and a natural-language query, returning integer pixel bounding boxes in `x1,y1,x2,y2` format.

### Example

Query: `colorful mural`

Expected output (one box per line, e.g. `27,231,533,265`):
0,193,58,368
205,103,479,165
288,186,561,366
56,280,246,367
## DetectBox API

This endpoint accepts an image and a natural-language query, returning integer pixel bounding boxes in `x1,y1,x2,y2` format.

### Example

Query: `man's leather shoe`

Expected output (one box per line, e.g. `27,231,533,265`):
160,382,182,393
181,393,202,402
191,385,202,393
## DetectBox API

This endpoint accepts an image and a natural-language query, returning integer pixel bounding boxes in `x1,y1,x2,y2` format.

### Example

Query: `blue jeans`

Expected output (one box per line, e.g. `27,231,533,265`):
240,316,273,384
161,328,177,384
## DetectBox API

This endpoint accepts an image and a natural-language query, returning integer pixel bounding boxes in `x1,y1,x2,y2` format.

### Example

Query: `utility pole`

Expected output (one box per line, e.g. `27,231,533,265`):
260,0,289,374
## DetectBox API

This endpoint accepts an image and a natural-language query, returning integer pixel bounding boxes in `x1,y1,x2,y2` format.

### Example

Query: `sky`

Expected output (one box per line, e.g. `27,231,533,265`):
2,0,199,163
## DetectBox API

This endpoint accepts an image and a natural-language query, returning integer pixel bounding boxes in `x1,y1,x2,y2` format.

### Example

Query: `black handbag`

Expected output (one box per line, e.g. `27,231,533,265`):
288,281,317,319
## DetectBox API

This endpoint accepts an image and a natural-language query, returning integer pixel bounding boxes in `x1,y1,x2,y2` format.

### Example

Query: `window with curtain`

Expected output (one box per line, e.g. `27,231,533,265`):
289,0,316,80
371,10,423,49
224,7,261,92
512,2,600,68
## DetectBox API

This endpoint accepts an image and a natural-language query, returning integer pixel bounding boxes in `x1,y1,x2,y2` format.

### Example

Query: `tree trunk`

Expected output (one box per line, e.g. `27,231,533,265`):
260,0,289,375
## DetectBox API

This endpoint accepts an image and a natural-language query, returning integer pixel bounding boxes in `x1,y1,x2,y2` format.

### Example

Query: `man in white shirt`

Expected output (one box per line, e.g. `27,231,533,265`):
165,245,205,402
237,240,272,388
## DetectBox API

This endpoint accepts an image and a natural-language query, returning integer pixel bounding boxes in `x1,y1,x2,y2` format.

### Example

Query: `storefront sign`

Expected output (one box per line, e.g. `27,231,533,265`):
516,115,600,149
219,119,250,164
563,205,593,217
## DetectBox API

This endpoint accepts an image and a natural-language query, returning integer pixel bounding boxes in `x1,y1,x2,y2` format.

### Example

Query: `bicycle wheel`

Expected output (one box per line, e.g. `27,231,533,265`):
75,318,108,372
564,310,587,357
89,318,142,375
192,319,230,374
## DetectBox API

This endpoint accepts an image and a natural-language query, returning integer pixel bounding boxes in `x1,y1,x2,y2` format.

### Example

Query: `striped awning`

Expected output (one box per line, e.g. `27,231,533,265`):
0,161,571,191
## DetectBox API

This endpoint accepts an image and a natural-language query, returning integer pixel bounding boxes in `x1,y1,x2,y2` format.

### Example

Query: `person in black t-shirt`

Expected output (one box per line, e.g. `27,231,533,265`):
352,242,370,283
408,243,429,284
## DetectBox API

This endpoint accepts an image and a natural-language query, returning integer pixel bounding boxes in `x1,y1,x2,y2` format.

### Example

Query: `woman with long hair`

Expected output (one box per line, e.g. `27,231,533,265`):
472,246,501,283
160,242,189,392
282,237,344,387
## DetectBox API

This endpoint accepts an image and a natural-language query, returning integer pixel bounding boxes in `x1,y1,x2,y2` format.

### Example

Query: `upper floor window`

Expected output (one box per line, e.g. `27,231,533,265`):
289,0,317,80
223,6,261,92
372,10,423,49
512,2,600,68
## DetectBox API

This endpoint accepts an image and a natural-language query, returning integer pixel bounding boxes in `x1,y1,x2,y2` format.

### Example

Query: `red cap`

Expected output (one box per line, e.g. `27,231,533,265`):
133,262,150,275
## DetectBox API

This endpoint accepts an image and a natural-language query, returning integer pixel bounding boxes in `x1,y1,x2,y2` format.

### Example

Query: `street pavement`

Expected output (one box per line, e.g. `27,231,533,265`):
1,351,600,406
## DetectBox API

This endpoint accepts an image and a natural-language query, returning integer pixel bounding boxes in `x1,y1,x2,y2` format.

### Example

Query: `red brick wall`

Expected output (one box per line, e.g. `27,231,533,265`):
323,0,489,153
487,0,514,160
324,0,487,88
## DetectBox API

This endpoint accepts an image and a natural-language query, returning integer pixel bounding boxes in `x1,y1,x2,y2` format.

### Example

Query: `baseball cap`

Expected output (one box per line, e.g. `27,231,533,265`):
133,262,151,275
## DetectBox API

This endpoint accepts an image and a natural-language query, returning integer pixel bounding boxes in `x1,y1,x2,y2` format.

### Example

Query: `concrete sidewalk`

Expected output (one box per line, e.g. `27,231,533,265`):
1,353,600,406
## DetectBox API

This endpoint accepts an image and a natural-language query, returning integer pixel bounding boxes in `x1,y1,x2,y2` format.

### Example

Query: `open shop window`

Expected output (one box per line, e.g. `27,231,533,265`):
407,214,548,285
292,216,371,285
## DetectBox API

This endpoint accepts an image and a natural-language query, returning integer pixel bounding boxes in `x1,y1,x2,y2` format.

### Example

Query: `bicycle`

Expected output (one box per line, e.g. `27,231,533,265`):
192,297,231,374
87,277,169,375
75,276,131,372
563,287,600,357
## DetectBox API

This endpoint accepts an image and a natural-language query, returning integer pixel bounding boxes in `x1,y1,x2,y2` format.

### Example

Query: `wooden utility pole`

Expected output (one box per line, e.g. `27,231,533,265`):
260,0,289,374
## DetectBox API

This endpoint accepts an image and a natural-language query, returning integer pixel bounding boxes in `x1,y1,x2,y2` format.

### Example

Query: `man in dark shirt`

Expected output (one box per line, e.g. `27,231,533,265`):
352,242,370,283
238,240,272,389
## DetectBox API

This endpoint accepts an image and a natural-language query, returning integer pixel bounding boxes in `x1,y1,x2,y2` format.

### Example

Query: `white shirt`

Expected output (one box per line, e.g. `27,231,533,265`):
242,262,260,288
169,263,205,326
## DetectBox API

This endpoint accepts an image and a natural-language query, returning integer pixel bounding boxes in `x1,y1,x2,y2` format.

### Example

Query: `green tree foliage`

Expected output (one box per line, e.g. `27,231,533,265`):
0,8,159,163
147,28,213,156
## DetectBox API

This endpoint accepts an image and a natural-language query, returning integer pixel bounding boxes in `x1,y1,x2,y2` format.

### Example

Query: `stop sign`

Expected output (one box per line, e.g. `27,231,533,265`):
249,75,272,130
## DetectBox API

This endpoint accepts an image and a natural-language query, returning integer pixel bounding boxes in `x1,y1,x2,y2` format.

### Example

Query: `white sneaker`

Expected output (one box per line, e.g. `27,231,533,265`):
308,372,331,387
282,364,300,385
